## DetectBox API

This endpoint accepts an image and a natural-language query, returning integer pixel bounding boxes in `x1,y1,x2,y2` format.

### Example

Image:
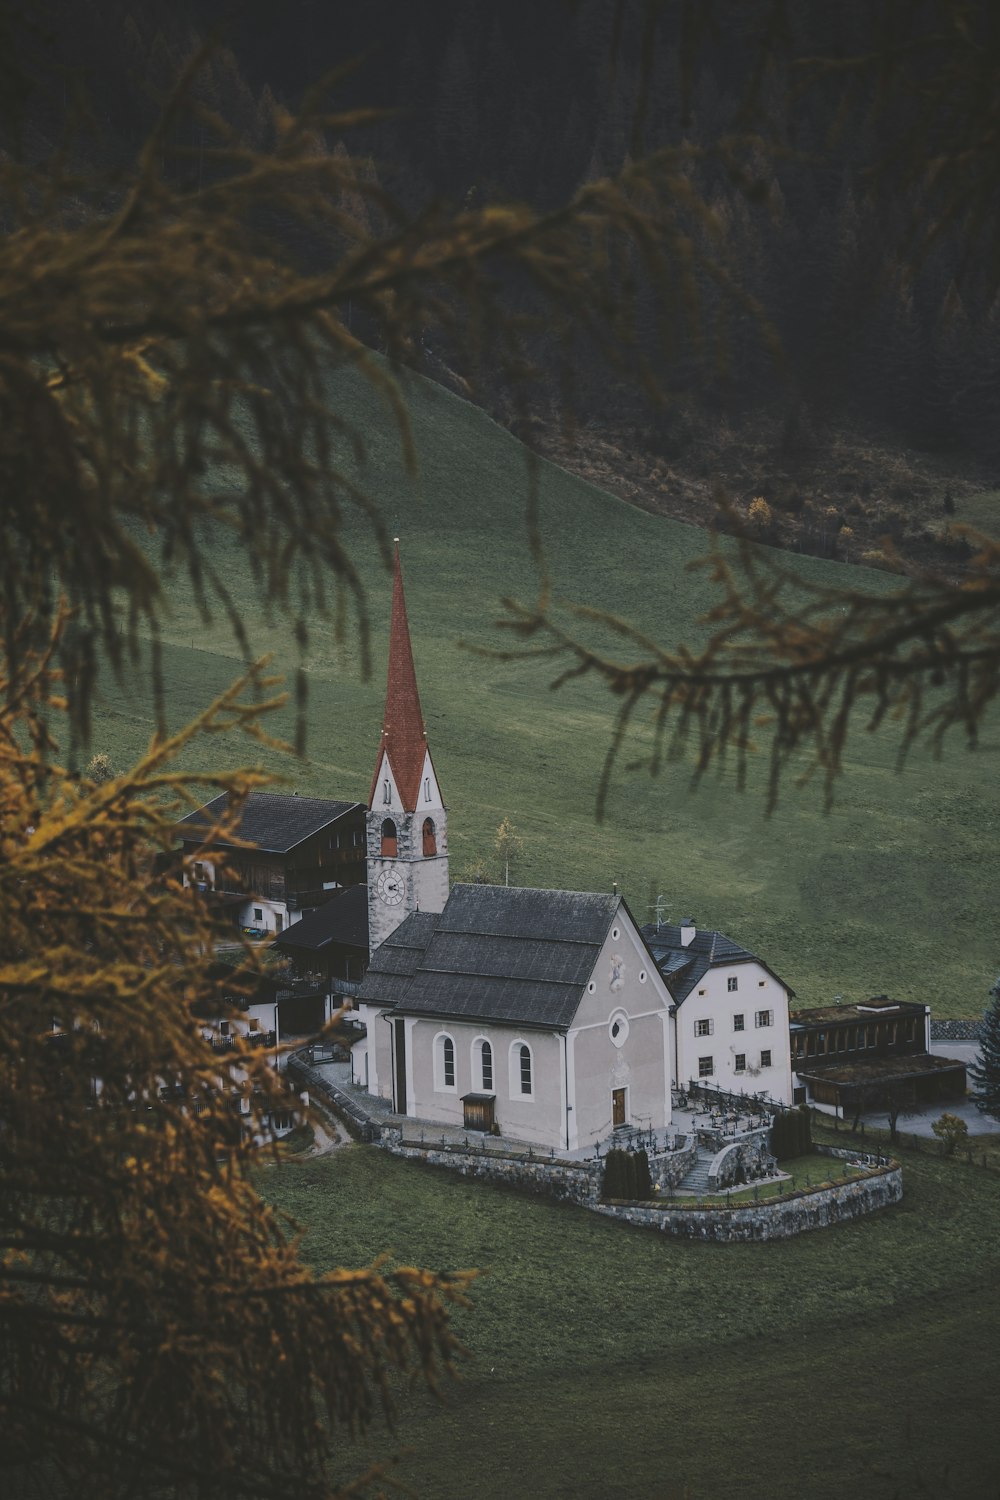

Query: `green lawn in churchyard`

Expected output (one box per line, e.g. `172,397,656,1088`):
91,364,1000,1014
261,1136,1000,1500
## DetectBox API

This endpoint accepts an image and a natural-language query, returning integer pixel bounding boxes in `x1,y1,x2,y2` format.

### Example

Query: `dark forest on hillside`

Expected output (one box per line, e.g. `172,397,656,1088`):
16,0,1000,476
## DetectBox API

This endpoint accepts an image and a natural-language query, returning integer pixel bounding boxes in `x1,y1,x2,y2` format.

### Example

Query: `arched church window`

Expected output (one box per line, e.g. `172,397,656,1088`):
509,1041,533,1098
422,817,437,856
435,1032,456,1091
381,818,397,857
480,1039,493,1091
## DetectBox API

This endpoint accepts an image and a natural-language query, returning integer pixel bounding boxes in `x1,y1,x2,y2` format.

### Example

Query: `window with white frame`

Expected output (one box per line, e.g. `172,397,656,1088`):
734,1053,746,1073
609,1012,630,1046
733,1013,745,1031
510,1041,533,1098
727,976,739,992
695,1018,713,1037
698,1056,714,1077
755,1009,773,1028
382,778,391,805
760,1049,772,1068
435,1033,456,1091
479,1039,493,1092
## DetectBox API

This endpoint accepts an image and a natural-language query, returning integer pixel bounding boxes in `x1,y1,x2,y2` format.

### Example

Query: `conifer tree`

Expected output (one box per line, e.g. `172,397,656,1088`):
968,976,1000,1119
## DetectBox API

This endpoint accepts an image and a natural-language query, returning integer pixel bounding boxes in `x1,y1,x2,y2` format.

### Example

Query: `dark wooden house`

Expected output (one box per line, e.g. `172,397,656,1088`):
176,792,366,936
790,996,966,1114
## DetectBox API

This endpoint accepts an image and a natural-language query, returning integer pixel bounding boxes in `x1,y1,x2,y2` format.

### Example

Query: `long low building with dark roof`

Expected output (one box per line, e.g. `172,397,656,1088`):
789,996,966,1114
352,884,675,1151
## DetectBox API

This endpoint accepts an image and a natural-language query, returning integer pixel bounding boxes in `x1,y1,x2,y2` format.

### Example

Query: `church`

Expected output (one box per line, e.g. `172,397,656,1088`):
180,545,793,1148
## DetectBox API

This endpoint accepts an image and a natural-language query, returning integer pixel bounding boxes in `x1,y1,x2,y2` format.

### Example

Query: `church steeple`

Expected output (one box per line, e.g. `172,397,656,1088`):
368,542,428,814
366,543,448,953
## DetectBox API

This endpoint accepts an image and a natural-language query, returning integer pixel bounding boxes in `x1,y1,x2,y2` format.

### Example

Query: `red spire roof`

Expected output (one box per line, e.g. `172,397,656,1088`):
368,544,428,812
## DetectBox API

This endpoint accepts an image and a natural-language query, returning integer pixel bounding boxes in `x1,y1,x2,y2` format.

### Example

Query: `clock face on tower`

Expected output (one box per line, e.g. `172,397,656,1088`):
375,866,405,906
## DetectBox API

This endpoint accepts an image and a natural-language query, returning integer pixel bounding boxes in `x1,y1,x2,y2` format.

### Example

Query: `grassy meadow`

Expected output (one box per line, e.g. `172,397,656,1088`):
92,365,1000,1014
263,1134,1000,1500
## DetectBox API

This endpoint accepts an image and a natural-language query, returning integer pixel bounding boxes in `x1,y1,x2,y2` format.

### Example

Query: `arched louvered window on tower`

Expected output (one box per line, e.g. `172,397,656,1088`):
422,817,437,856
381,818,397,857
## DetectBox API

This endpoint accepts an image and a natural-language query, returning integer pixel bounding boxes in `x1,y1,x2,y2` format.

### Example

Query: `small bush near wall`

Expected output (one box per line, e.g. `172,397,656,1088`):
634,1149,653,1199
601,1149,628,1200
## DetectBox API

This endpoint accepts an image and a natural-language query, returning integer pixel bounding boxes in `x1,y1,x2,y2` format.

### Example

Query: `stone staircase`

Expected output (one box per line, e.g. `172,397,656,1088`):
678,1147,717,1194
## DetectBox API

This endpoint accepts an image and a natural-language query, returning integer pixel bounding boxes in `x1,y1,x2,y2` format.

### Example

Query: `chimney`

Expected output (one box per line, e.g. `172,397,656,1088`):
680,917,696,947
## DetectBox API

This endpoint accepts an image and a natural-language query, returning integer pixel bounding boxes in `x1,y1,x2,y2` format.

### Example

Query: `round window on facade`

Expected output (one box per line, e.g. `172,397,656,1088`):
588,981,596,994
639,969,647,983
609,1011,630,1046
612,926,620,941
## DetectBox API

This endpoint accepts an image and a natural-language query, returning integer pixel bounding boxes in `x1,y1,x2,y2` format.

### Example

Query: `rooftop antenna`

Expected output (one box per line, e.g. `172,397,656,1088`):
649,894,670,931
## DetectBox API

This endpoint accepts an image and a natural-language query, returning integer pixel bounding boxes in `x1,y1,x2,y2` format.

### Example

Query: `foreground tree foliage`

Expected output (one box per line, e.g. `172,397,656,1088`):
4,5,1000,1494
0,644,472,1499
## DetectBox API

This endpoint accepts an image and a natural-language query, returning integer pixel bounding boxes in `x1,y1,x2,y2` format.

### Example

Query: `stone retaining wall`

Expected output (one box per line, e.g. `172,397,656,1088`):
650,1136,698,1190
708,1129,776,1191
288,1055,380,1141
382,1132,602,1204
290,1051,902,1240
374,1132,901,1239
596,1161,902,1241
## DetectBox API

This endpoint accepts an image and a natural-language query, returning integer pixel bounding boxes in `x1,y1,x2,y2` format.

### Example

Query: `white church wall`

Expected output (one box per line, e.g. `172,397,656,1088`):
566,914,672,1149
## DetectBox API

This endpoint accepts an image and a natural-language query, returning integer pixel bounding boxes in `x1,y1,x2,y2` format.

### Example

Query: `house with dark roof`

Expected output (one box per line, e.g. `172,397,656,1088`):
175,792,367,936
272,884,370,991
352,884,674,1151
642,918,795,1107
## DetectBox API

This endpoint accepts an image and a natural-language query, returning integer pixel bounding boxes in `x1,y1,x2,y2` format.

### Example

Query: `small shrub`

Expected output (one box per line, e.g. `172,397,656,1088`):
634,1149,653,1200
931,1112,969,1156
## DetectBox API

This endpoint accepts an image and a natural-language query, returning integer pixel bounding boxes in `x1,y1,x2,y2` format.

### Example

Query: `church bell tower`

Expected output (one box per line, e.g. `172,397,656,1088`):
367,543,449,953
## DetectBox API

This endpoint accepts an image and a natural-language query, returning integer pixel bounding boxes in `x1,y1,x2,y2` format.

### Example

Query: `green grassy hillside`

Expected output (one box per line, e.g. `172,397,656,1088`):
263,1139,1000,1500
94,367,1000,1015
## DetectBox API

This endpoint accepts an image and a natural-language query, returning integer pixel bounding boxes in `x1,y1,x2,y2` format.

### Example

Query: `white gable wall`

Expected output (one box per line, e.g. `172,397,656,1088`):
673,960,793,1106
371,750,403,813
566,913,672,1151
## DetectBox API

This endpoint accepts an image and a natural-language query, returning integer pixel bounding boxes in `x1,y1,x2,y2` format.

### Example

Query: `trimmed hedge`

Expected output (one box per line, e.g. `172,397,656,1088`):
602,1147,653,1201
770,1106,812,1161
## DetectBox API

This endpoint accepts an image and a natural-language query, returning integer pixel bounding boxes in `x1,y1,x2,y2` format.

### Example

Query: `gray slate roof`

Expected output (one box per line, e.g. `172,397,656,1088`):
176,792,362,854
640,921,789,1005
273,884,369,954
359,911,440,1010
358,885,624,1030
